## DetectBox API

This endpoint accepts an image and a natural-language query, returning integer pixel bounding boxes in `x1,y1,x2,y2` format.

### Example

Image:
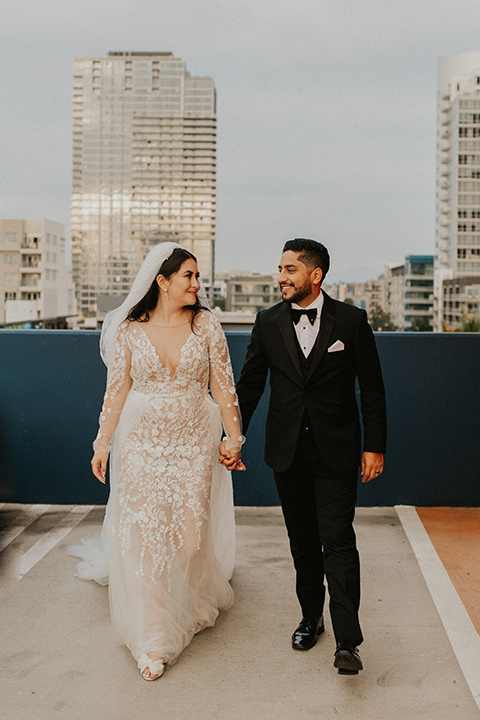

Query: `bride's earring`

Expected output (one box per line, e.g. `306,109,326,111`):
163,288,169,301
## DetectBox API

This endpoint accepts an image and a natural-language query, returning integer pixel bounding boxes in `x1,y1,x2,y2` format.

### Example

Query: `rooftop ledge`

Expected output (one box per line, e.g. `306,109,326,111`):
0,330,479,507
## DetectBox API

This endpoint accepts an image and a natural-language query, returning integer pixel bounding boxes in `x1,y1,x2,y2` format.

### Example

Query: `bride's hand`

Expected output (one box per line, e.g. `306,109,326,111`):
91,451,109,483
218,442,246,471
218,439,229,463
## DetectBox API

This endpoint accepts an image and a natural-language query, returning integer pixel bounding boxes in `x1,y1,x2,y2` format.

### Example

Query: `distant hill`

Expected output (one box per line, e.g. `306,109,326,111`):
326,266,382,284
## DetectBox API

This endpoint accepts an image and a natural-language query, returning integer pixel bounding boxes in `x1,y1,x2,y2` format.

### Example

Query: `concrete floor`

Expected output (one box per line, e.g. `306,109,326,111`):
0,505,479,720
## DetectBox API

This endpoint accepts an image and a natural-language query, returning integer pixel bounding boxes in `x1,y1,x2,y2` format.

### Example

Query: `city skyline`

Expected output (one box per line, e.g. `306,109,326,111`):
3,1,480,277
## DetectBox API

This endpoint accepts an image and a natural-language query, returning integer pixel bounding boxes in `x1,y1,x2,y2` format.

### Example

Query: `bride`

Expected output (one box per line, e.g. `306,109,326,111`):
69,242,244,681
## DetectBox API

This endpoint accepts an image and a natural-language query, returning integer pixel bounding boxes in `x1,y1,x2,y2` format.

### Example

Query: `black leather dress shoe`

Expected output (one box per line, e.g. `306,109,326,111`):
291,616,325,650
333,643,363,675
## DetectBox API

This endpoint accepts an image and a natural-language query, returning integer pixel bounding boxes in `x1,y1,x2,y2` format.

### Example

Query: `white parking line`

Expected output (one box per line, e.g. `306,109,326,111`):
17,505,94,580
0,504,51,552
396,505,480,711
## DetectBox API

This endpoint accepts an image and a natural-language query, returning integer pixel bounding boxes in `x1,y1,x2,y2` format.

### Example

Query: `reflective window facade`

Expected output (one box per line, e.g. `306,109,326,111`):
71,52,216,312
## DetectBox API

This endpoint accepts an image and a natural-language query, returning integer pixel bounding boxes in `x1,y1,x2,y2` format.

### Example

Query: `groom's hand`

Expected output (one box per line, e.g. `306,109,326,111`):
361,452,384,483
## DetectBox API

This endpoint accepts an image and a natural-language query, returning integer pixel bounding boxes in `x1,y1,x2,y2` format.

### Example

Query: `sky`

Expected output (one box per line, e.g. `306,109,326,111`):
2,0,480,280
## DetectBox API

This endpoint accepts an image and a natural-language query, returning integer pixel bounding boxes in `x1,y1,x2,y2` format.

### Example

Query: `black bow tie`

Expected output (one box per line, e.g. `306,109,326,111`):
291,308,317,326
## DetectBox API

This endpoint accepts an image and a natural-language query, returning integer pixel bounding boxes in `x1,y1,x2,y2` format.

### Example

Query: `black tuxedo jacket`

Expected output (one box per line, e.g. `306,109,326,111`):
236,291,387,474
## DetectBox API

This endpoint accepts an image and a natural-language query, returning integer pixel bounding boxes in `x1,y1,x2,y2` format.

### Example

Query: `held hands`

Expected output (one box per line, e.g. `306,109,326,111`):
91,451,109,484
218,440,246,472
361,452,384,483
93,443,246,482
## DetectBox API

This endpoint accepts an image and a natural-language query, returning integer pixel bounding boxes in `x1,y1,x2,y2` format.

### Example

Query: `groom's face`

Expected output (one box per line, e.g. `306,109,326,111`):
278,250,316,304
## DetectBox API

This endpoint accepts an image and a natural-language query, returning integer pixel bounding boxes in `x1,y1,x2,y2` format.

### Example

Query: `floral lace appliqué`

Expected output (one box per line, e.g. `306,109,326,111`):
95,312,242,584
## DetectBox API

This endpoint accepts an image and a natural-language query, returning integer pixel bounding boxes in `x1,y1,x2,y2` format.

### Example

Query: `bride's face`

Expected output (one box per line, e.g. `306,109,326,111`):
160,258,201,307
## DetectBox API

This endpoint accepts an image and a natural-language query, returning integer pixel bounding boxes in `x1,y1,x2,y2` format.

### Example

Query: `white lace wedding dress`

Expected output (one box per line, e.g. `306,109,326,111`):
69,310,241,666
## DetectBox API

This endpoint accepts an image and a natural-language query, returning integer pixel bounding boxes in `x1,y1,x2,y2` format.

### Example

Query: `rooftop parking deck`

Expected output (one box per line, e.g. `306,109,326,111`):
1,504,480,720
1,330,480,717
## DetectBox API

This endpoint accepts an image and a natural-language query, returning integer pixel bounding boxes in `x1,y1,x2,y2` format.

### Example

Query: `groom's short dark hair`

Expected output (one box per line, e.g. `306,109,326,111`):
283,238,330,281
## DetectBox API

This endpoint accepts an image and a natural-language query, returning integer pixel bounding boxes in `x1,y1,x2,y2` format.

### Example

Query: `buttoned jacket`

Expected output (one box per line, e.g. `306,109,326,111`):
236,291,387,474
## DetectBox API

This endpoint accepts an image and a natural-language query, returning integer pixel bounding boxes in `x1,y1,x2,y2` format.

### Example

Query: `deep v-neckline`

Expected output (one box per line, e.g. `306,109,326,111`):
137,323,195,376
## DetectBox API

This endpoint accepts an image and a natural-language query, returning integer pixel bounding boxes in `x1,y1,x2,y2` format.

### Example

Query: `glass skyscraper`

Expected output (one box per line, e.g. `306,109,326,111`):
71,51,216,313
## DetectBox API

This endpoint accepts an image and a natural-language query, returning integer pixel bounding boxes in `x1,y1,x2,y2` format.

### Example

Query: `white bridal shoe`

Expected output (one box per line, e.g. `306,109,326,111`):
137,653,165,681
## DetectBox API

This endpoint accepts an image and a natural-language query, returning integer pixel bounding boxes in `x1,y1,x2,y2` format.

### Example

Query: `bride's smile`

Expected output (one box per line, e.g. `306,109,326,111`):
158,258,201,309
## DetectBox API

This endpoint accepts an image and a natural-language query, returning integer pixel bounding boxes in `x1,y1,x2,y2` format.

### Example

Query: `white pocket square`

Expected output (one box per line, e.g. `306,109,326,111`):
327,340,345,353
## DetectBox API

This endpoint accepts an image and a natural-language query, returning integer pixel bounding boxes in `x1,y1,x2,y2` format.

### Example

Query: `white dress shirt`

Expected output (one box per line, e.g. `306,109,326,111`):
291,292,324,357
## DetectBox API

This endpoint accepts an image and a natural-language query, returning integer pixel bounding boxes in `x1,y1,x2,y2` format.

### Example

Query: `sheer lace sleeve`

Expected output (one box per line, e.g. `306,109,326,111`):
93,321,133,452
205,313,245,453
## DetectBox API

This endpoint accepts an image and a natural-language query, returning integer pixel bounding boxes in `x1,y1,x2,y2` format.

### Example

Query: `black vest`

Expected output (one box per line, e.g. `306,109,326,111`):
293,325,320,431
294,326,318,378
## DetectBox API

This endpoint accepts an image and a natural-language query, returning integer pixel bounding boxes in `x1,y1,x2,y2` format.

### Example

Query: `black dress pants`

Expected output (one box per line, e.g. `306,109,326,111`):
274,427,363,646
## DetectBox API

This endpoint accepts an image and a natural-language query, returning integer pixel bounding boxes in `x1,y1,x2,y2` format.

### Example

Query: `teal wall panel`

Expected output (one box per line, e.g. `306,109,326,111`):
0,330,479,506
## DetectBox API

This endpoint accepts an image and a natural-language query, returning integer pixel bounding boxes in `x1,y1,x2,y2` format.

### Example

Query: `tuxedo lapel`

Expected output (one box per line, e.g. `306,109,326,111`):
277,304,304,381
306,291,335,382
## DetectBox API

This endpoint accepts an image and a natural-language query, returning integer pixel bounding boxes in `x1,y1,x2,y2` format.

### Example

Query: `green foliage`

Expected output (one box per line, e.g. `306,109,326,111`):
410,316,432,332
343,297,354,305
368,304,394,332
213,296,226,311
456,308,480,332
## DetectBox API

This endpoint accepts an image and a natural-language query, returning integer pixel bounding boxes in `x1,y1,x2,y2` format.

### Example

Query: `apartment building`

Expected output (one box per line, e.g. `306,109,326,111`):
0,218,76,326
435,51,480,329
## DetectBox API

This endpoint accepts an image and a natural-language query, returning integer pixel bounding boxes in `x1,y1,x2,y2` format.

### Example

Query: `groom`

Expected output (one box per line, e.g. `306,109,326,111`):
222,238,386,675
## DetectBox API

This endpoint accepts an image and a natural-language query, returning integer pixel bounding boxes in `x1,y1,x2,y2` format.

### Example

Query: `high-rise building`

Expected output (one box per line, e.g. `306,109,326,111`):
435,52,480,329
403,255,434,330
384,262,406,330
384,256,434,331
0,218,76,326
442,275,480,329
225,273,282,313
71,51,216,313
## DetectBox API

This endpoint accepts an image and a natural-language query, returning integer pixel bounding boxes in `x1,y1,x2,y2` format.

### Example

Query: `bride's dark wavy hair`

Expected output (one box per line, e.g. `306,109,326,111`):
126,248,208,329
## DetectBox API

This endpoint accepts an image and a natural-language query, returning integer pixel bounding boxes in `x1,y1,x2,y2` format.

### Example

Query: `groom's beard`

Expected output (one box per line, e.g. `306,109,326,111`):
281,279,313,305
